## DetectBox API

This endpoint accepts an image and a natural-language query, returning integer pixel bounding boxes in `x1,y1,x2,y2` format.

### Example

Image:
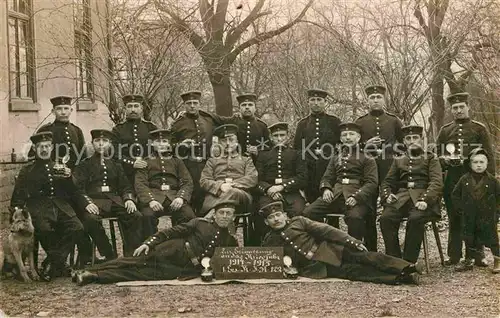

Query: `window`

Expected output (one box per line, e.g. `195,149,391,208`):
8,0,36,100
74,0,94,101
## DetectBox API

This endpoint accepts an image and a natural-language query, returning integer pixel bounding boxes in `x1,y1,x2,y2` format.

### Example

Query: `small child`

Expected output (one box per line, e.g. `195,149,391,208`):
452,148,499,273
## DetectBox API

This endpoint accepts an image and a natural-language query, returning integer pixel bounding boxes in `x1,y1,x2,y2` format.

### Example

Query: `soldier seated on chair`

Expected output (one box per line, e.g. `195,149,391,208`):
302,122,378,242
253,122,307,244
135,129,196,239
73,129,143,263
73,201,239,285
379,125,443,263
199,124,258,217
261,201,423,285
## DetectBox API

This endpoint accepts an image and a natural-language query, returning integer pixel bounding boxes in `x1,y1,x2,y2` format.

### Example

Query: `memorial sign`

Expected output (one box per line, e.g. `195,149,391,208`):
212,247,284,279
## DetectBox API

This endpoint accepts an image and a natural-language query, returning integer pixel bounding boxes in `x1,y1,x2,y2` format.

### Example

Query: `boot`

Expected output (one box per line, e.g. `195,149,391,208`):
492,256,500,274
397,272,420,285
401,262,424,276
455,258,474,272
474,257,488,267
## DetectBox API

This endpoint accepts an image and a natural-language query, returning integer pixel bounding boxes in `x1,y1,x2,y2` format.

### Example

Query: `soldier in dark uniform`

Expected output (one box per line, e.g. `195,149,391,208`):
261,201,423,285
199,124,258,216
379,125,443,263
293,89,341,203
254,122,307,244
355,85,404,252
73,201,239,285
135,129,196,238
32,96,86,168
233,93,270,160
112,94,158,184
436,92,495,266
302,122,378,241
11,132,84,281
171,91,232,214
72,129,143,262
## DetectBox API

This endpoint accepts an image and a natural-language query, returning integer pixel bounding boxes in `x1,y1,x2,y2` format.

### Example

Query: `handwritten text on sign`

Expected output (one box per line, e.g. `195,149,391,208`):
212,247,284,279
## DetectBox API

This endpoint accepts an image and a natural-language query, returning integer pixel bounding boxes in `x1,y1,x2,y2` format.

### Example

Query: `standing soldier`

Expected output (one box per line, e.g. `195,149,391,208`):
171,91,230,214
293,89,341,203
135,129,196,238
73,129,143,263
436,92,495,266
355,85,404,252
254,122,307,244
379,125,443,263
11,132,84,281
33,96,86,168
112,94,158,184
233,93,270,160
302,122,378,241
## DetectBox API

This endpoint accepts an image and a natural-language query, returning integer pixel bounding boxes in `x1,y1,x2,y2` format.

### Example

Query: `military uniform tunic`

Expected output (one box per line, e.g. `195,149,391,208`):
379,150,443,262
10,159,84,267
302,147,378,240
233,116,270,159
33,121,86,168
85,218,238,284
111,118,158,182
436,118,495,261
73,154,143,257
135,154,196,237
293,112,341,202
262,216,415,284
199,152,258,215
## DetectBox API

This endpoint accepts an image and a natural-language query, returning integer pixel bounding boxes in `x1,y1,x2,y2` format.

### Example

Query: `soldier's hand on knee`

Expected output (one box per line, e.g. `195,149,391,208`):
133,244,149,256
220,183,233,193
356,243,368,252
322,189,334,203
386,194,398,204
133,159,147,169
86,203,100,215
125,200,137,214
170,198,184,211
345,196,357,206
415,201,428,210
149,200,163,212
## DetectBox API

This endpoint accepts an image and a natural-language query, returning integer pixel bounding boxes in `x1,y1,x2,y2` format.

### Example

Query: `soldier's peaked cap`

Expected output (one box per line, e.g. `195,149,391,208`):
90,129,116,140
339,122,361,133
364,85,386,96
213,124,239,138
50,95,72,108
307,89,328,99
214,200,238,211
268,122,289,133
401,125,423,136
236,93,257,104
259,201,284,218
447,92,469,105
149,129,174,141
122,94,144,104
30,132,53,144
467,147,489,160
180,91,202,102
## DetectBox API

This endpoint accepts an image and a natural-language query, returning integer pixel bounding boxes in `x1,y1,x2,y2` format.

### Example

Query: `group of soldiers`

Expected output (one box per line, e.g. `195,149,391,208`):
10,84,498,284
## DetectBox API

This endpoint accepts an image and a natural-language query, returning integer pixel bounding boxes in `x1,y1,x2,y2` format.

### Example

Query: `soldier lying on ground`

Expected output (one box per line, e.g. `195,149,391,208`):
261,201,423,285
73,201,239,285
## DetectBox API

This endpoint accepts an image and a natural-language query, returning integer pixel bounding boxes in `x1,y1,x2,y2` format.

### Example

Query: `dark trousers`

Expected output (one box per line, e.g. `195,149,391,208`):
326,247,412,285
380,201,432,263
183,159,206,215
79,204,143,259
33,208,84,268
141,199,196,239
304,158,329,203
303,196,368,241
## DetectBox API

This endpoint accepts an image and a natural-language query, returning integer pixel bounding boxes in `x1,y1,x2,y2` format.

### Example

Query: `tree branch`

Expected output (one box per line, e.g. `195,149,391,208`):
225,0,266,48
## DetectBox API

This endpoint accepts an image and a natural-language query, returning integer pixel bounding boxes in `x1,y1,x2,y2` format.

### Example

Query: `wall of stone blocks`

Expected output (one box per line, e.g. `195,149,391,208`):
0,163,26,229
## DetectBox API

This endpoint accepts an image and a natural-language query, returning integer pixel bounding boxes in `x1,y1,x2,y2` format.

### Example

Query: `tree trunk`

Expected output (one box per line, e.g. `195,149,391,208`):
207,63,234,116
430,68,446,138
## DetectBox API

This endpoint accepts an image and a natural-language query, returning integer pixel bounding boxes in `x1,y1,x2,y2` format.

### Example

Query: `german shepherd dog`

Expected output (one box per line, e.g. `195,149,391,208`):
0,208,40,282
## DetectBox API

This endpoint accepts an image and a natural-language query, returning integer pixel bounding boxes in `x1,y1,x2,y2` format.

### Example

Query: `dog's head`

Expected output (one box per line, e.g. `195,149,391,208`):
10,208,34,235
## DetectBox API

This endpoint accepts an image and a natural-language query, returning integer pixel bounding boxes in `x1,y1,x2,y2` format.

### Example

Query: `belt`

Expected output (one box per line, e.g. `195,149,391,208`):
401,182,428,189
337,178,360,185
151,184,179,191
185,242,200,266
305,244,318,260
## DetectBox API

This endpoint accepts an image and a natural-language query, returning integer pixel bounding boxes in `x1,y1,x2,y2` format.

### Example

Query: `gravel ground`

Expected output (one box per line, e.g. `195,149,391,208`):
1,218,499,317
